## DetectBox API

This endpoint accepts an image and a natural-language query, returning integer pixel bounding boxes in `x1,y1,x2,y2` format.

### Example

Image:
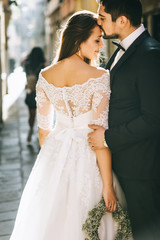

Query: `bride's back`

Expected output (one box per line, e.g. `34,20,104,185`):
41,55,106,88
36,55,109,121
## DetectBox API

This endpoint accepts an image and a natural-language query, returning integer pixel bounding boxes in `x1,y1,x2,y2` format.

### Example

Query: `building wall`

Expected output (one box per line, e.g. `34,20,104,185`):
45,0,76,63
75,0,98,13
60,0,75,19
141,0,160,42
142,0,160,14
0,0,12,122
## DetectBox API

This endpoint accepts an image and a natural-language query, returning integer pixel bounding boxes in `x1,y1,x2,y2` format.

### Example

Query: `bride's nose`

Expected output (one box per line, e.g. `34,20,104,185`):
99,39,104,48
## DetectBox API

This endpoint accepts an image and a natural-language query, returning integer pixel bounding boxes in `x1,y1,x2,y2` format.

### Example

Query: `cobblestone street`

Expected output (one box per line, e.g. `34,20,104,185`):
0,70,40,240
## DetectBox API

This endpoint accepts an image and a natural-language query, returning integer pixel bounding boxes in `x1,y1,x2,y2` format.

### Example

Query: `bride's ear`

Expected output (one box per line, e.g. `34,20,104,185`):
75,41,81,55
75,41,79,50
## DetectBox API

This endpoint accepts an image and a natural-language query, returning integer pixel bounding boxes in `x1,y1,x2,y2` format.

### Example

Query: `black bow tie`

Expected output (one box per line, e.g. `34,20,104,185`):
112,41,125,51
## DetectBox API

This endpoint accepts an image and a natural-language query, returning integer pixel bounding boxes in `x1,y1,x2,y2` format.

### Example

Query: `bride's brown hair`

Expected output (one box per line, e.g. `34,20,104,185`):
57,10,98,64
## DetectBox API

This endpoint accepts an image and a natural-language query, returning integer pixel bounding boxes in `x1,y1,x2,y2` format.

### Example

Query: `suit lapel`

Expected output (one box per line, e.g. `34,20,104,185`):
110,46,136,86
109,30,150,87
106,48,120,70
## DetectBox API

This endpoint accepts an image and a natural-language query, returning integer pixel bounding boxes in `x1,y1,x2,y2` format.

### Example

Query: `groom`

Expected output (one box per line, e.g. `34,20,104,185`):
88,0,160,239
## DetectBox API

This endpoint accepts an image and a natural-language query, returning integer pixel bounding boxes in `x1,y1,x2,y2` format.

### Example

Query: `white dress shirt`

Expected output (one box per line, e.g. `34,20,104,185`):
111,24,145,69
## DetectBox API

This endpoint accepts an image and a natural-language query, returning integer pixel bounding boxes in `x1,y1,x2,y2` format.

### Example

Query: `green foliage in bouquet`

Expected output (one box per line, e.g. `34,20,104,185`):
82,197,132,240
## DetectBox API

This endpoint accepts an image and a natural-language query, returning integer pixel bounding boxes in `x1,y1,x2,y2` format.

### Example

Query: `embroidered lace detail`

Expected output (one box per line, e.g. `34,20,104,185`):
92,110,109,129
92,92,103,111
36,91,48,108
36,71,110,130
37,112,53,130
91,76,111,129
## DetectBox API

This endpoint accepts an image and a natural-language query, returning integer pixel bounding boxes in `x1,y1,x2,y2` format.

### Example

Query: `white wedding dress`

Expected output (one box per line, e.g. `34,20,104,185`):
10,71,127,240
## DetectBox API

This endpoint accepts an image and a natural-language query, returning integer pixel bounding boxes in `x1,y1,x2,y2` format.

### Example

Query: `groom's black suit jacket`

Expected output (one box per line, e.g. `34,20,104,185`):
105,30,160,180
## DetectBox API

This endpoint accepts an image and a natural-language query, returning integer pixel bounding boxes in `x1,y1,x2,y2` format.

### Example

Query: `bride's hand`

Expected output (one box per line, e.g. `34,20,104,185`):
103,186,117,213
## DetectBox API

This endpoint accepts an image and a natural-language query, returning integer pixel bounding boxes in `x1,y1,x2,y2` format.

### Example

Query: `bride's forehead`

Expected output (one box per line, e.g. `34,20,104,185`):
90,26,102,36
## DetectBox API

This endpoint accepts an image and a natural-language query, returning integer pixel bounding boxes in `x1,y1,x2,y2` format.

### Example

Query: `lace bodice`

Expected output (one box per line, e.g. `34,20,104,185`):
36,71,111,130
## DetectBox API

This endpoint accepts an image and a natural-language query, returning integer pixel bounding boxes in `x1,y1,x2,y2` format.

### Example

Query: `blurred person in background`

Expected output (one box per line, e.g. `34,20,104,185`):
24,47,46,142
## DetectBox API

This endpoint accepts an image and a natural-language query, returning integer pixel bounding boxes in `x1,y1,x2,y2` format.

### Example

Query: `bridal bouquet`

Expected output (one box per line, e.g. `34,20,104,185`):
82,197,132,240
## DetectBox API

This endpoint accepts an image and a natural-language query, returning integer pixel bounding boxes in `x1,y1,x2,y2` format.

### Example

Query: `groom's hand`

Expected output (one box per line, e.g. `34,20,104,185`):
88,125,106,150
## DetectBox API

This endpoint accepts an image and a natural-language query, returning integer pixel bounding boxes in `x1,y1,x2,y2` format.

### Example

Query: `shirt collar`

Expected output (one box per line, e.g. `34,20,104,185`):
120,24,145,50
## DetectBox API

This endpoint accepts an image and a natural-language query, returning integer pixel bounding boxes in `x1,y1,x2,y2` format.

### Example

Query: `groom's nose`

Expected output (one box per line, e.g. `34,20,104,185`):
97,16,101,26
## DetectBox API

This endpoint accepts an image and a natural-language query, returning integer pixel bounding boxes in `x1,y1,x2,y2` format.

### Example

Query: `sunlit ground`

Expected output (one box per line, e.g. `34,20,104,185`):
3,67,26,121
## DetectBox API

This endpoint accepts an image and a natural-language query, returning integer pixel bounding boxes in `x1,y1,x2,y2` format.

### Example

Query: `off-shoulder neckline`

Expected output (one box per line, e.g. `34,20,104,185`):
38,71,109,90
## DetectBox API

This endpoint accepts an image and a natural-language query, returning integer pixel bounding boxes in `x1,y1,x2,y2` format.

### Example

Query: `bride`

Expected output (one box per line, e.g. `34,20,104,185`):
10,10,130,240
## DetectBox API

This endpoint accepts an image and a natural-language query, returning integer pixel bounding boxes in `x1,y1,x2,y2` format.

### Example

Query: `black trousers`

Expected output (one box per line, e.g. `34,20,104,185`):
117,176,160,240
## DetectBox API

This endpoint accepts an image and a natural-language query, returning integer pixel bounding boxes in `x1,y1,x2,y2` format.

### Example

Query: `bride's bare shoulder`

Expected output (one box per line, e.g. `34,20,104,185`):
40,62,65,84
87,66,109,79
40,64,56,79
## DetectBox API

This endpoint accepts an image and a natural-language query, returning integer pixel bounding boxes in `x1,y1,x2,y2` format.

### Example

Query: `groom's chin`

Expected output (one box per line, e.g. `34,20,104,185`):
103,34,119,40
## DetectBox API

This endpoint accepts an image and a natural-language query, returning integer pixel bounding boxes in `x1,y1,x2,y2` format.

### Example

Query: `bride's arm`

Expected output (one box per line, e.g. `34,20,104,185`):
36,76,53,147
38,128,51,147
95,147,116,212
90,71,116,212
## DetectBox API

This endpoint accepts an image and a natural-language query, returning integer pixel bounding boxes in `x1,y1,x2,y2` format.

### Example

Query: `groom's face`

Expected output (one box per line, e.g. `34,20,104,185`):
97,5,119,39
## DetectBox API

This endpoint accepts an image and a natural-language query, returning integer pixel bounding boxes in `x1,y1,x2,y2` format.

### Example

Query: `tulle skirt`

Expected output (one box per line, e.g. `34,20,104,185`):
10,128,126,240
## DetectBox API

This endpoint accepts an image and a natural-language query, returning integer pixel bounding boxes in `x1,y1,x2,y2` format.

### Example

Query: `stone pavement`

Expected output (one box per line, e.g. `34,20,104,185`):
0,91,40,240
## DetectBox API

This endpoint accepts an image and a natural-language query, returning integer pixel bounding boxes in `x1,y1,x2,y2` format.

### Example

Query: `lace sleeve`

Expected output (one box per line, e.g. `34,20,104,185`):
91,72,111,129
36,77,53,130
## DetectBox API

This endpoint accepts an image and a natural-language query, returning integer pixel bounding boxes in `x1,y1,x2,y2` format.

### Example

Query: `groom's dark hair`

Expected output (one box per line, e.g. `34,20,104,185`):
99,0,142,27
